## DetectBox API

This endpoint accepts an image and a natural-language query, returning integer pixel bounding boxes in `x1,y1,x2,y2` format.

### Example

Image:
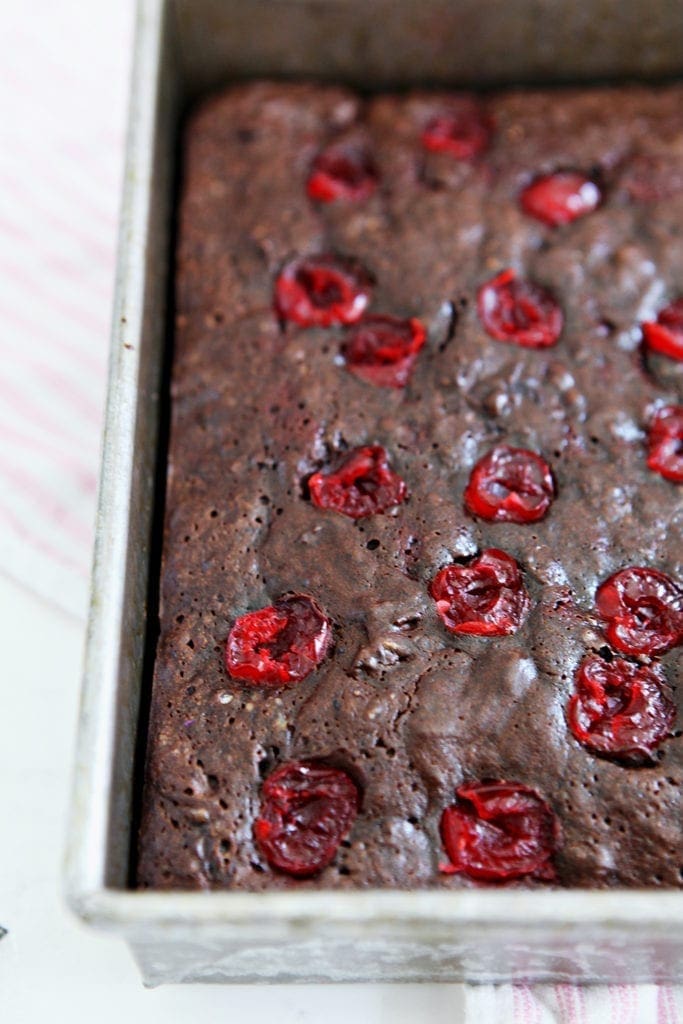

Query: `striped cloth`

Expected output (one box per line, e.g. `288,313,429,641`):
466,984,682,1022
0,0,130,618
2,1,680,1016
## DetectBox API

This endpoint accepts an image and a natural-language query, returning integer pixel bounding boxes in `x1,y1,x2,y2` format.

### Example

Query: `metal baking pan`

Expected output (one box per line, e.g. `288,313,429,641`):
65,0,683,986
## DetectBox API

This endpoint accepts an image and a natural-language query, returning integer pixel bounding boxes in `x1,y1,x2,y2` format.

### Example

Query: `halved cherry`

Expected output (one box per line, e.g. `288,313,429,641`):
308,445,407,519
274,254,373,327
567,654,676,765
642,299,683,361
440,780,560,881
520,170,601,227
225,594,331,686
477,269,563,349
307,143,378,202
595,567,683,656
342,314,426,388
429,549,530,636
464,445,555,524
254,761,359,877
422,106,493,160
647,405,683,483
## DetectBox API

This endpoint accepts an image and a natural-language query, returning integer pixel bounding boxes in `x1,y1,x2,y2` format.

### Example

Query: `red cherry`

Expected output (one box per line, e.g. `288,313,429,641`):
440,780,560,881
647,405,683,483
642,299,683,361
225,594,331,686
307,144,378,202
342,315,427,388
254,761,359,877
477,269,563,349
308,445,408,519
421,107,493,160
429,549,530,636
520,171,601,227
464,445,554,524
274,255,372,327
595,567,683,656
567,654,676,766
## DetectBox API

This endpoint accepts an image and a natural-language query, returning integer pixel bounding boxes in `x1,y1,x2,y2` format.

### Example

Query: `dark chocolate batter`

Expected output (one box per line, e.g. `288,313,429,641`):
138,82,683,890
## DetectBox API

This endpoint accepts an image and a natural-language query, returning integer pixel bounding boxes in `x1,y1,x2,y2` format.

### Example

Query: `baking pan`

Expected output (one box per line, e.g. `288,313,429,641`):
65,0,683,985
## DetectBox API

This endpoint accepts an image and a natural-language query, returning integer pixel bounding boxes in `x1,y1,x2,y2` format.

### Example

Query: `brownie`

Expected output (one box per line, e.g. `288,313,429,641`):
137,81,683,890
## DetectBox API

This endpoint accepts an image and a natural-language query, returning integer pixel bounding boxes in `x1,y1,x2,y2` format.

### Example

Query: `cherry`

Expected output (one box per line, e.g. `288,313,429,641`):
477,269,563,349
440,780,559,881
647,405,683,483
595,567,683,656
308,445,407,519
421,106,493,160
254,761,359,877
641,299,683,361
464,445,554,524
520,170,601,227
429,548,530,636
307,143,378,202
342,315,426,388
567,654,676,766
225,594,331,686
274,255,372,327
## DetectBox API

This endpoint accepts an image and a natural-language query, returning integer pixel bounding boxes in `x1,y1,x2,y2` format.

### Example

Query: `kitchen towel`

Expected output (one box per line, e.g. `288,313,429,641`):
466,984,682,1022
0,0,129,619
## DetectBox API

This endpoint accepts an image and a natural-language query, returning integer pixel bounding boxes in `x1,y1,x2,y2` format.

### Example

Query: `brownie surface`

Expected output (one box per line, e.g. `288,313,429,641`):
138,82,683,890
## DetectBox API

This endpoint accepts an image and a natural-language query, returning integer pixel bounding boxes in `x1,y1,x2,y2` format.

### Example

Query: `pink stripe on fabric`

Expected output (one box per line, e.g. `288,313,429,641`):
620,984,638,1024
0,300,106,377
512,984,540,1023
0,499,88,577
658,986,668,1024
0,458,91,546
0,252,111,337
59,137,123,185
555,983,582,1023
0,421,98,493
527,984,541,1024
0,213,30,241
0,375,100,448
2,349,103,426
44,252,113,301
0,159,118,236
0,172,114,262
576,984,587,1022
609,983,623,1024
27,360,103,426
512,983,524,1022
659,986,681,1024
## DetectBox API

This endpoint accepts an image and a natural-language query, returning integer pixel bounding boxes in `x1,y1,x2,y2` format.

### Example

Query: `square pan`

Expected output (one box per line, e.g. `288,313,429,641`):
66,0,683,985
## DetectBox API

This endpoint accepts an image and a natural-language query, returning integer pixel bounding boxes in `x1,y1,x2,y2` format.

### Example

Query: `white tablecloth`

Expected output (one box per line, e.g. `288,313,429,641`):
0,2,680,1020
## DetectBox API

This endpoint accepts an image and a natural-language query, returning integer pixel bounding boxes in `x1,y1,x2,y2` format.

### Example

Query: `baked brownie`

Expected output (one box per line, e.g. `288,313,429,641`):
137,82,683,890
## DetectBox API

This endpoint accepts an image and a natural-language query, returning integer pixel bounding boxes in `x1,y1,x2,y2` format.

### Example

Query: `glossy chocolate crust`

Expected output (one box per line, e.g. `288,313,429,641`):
137,82,683,890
